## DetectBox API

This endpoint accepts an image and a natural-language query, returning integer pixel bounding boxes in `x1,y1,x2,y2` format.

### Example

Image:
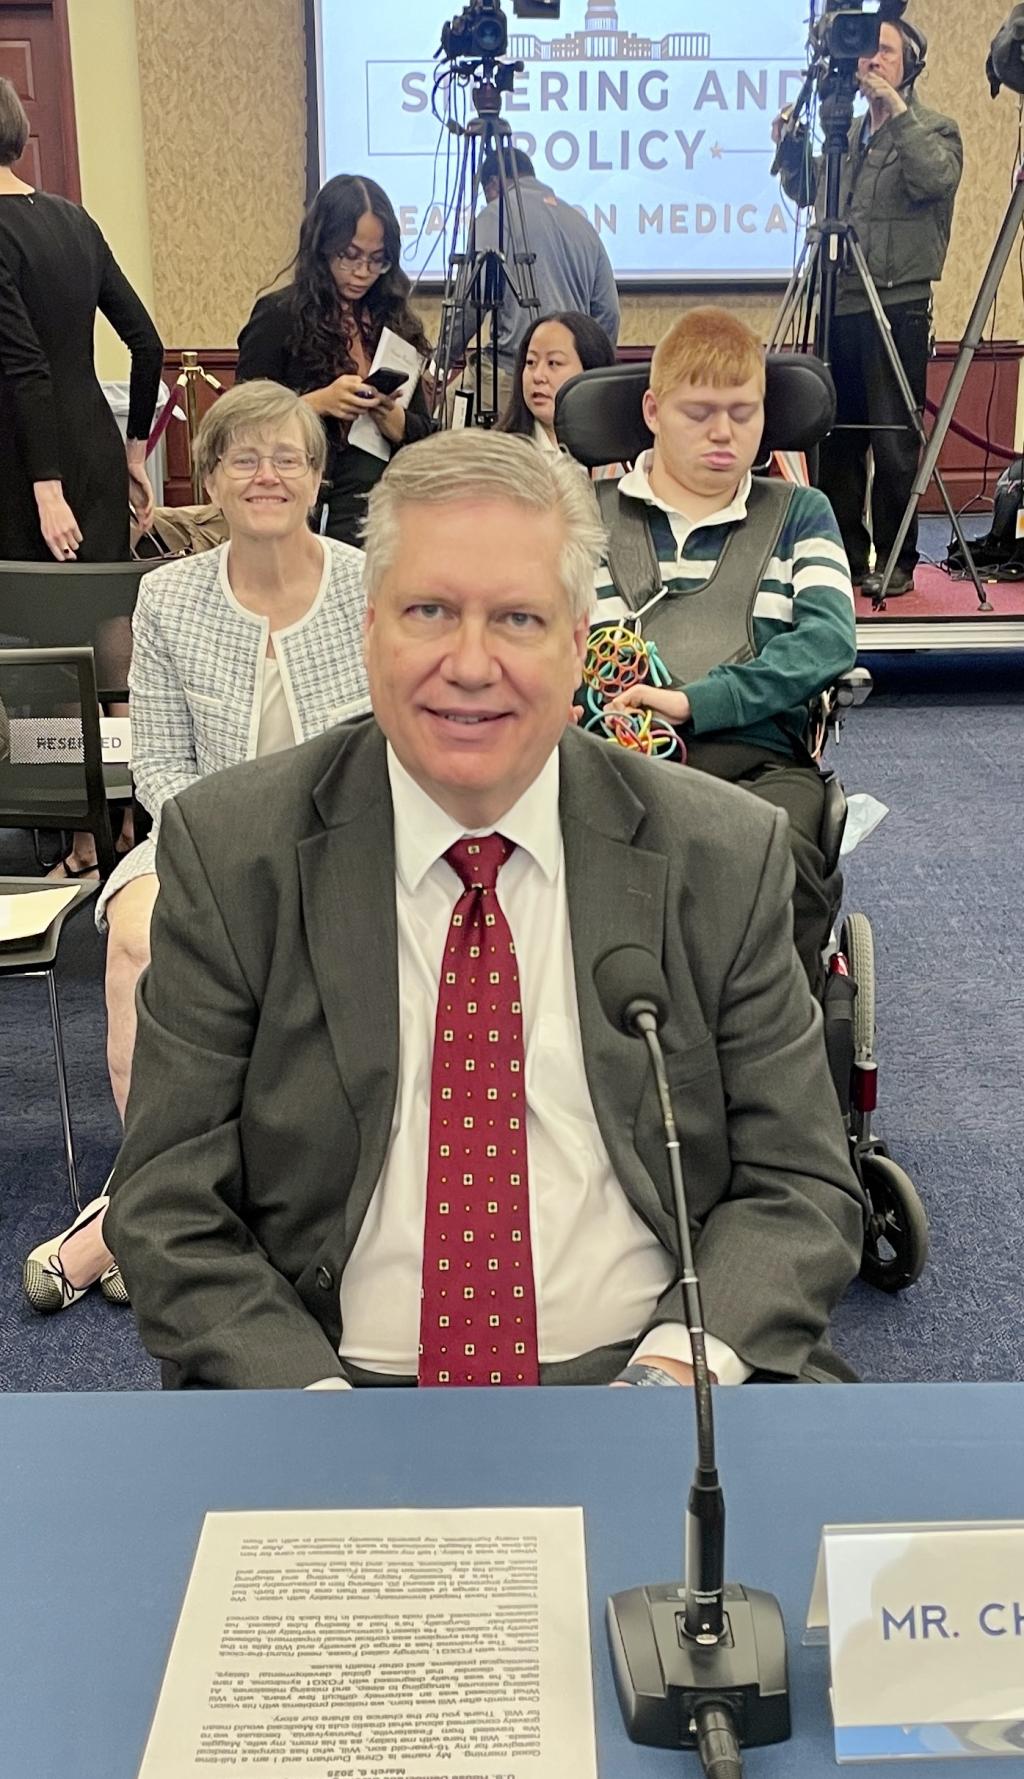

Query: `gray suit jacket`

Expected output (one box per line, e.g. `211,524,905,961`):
105,719,865,1389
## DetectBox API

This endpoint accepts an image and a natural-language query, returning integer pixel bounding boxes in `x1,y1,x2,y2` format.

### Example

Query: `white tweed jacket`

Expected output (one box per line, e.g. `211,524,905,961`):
97,535,369,921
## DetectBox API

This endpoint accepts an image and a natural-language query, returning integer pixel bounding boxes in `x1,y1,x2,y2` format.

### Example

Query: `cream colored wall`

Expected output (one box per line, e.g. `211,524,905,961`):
67,0,154,378
914,0,1023,341
69,2,1023,353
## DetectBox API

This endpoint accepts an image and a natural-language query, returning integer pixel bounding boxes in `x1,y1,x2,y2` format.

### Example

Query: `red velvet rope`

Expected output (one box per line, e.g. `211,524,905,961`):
146,386,179,456
924,396,1017,465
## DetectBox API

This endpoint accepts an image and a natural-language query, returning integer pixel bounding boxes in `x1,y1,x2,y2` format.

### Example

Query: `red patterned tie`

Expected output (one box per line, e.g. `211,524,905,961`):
418,834,539,1387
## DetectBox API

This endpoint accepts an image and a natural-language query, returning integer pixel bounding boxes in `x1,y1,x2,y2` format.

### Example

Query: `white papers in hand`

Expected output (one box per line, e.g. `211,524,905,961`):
136,1505,597,1779
0,886,80,944
348,326,425,462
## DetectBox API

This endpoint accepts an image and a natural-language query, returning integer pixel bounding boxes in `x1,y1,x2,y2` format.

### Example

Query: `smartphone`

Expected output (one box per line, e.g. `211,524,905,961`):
363,367,409,397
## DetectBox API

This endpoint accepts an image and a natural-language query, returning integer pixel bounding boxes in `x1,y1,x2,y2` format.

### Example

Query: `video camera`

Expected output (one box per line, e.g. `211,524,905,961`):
812,0,910,71
438,0,560,65
988,3,1024,97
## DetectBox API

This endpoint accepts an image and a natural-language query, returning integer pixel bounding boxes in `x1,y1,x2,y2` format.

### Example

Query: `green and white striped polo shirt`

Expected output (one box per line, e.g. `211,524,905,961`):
592,456,857,759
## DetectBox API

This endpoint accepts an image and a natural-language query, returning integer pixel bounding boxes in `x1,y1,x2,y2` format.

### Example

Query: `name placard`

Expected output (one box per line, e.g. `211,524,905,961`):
806,1521,1024,1761
8,717,131,766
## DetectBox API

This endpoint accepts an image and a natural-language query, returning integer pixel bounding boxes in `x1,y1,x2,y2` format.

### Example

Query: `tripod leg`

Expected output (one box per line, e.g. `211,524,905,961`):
881,170,1024,611
846,238,992,611
483,145,541,422
768,245,817,352
432,132,479,427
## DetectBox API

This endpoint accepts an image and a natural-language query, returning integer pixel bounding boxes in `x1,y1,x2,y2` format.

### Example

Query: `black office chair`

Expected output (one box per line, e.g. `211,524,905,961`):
556,354,927,1294
0,559,160,858
0,877,98,1212
0,557,163,699
0,645,120,1213
0,647,118,878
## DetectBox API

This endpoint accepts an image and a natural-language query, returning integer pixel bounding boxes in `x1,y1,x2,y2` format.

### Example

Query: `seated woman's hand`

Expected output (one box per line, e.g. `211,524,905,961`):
605,681,692,725
310,374,387,423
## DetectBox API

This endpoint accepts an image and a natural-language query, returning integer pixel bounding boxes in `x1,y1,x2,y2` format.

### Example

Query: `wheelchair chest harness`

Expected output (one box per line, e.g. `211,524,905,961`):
594,475,797,683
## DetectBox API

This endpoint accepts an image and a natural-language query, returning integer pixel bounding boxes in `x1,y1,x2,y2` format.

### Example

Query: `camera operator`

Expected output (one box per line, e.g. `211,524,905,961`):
771,14,962,597
444,146,620,416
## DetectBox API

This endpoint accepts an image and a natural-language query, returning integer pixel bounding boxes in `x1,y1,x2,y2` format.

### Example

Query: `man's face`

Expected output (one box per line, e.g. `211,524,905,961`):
643,374,765,502
859,22,906,89
363,498,589,828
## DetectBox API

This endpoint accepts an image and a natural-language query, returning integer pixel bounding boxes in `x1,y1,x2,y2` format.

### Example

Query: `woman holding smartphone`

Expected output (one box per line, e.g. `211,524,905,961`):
236,174,433,546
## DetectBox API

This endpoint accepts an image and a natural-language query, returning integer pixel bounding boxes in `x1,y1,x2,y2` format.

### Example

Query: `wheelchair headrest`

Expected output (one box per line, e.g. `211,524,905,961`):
554,353,837,469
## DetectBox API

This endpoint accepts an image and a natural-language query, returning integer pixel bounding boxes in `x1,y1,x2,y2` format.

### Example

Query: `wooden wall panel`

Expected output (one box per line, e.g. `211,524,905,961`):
919,343,1022,514
0,0,79,198
159,349,237,507
156,342,1020,515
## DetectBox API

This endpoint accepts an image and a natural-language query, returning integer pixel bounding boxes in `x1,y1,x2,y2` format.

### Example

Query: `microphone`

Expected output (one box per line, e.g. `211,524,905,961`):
594,945,790,1777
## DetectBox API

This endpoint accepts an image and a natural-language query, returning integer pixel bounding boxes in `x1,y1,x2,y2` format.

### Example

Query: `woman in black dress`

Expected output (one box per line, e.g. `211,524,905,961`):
237,174,432,546
0,79,163,562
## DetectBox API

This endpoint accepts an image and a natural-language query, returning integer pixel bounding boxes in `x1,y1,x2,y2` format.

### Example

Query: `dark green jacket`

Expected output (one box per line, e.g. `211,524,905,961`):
779,96,962,314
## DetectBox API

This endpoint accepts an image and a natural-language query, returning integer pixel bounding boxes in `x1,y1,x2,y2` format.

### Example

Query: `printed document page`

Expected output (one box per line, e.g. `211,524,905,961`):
137,1506,597,1779
349,326,425,461
0,885,79,943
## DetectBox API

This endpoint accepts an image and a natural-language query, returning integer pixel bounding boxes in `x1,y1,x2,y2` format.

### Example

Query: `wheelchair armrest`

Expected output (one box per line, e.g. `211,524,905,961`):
819,773,848,879
833,666,873,709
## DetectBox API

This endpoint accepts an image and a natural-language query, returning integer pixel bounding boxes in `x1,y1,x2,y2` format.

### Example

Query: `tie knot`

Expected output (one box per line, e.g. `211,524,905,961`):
445,833,514,892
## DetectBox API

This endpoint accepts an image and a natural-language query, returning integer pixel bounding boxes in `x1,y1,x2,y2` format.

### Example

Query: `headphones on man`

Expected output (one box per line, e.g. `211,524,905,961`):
897,19,928,90
876,0,927,90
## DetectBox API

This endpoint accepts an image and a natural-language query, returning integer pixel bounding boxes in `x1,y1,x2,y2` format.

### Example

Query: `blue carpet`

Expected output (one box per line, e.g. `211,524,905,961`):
1,645,1021,1389
829,649,1024,1379
0,826,157,1390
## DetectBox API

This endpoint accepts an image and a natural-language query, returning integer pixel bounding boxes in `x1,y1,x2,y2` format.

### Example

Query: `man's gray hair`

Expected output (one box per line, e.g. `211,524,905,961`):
362,430,606,622
194,380,328,483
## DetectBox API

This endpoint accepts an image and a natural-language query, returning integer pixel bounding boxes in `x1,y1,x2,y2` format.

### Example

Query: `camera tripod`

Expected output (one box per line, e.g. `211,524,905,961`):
770,65,991,611
432,64,540,429
882,165,1024,599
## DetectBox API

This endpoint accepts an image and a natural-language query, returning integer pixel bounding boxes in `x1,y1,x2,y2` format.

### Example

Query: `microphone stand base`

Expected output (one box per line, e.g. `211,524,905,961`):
607,1580,790,1751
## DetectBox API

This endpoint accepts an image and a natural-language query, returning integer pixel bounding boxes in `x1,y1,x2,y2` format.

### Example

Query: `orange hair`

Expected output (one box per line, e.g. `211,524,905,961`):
650,306,766,400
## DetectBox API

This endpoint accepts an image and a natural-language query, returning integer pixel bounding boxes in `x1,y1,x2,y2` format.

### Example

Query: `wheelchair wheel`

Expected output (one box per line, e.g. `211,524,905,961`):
840,912,875,1061
859,1150,929,1292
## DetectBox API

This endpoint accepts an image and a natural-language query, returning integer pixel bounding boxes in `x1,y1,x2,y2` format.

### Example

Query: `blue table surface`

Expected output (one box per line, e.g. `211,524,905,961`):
1,1382,1021,1779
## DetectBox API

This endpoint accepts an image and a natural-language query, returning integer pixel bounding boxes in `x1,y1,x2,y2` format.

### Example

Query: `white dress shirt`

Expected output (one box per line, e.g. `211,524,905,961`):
333,743,747,1385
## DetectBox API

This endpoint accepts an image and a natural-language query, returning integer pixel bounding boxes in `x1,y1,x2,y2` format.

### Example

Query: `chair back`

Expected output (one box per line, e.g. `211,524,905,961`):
0,646,116,877
554,352,837,470
0,558,165,700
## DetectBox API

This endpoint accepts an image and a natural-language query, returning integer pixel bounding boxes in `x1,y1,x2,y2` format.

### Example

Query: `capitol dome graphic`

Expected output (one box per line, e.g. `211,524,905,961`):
510,3,711,62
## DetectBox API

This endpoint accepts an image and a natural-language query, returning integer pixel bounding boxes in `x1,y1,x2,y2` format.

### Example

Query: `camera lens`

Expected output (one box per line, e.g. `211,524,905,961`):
476,18,506,54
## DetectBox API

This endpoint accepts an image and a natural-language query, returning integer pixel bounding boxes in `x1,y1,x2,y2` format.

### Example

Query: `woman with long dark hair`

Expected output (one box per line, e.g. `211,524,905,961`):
237,175,432,546
498,311,615,453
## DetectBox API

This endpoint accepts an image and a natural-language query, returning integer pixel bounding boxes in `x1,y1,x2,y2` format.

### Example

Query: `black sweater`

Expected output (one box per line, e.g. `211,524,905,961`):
236,287,432,547
0,191,162,560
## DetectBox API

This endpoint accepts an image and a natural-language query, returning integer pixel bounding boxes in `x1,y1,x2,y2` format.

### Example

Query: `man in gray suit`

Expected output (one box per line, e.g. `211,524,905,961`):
106,431,864,1391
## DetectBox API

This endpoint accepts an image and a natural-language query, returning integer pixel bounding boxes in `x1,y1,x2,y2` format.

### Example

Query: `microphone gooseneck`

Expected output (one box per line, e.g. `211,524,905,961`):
593,945,724,1642
596,945,791,1778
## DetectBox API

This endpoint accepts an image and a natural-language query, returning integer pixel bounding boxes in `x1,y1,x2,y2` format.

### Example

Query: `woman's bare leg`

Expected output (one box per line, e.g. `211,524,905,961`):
105,873,159,1121
45,874,159,1289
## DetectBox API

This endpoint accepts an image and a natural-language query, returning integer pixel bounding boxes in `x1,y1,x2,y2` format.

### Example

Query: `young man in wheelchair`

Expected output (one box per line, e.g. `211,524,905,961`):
586,307,857,996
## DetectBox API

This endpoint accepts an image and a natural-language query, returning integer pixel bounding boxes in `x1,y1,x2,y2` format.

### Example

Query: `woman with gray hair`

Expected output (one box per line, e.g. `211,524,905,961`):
23,379,371,1313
